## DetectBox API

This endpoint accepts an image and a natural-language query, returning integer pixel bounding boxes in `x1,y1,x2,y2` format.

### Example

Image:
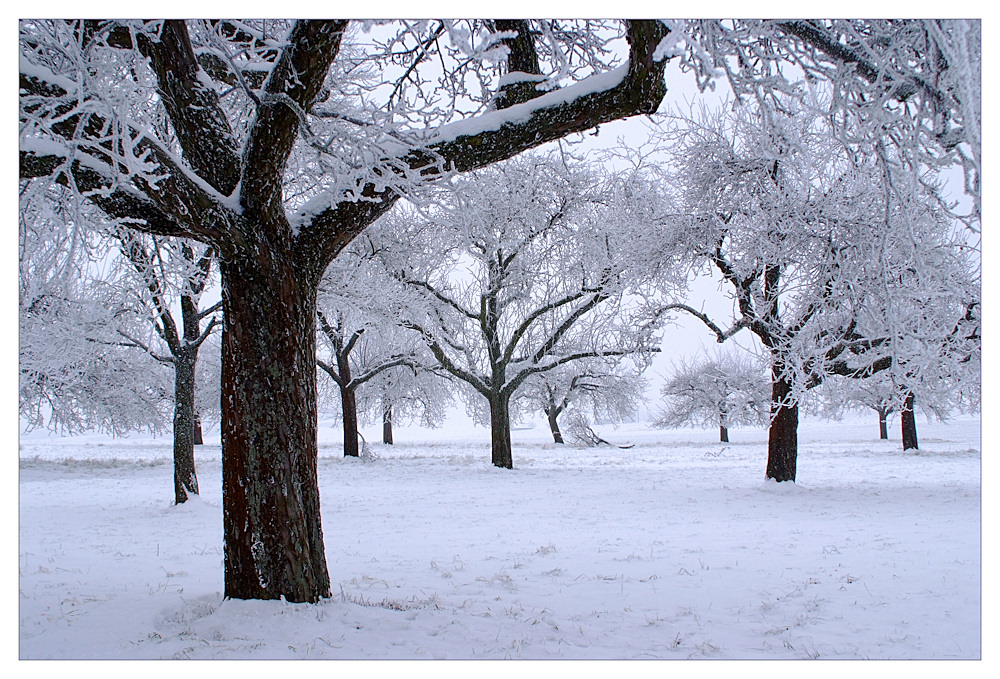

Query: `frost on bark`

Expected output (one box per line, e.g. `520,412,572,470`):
220,255,329,601
20,19,672,601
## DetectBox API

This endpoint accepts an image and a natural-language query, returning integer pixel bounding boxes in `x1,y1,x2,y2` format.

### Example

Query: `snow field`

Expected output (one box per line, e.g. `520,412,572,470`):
18,416,981,659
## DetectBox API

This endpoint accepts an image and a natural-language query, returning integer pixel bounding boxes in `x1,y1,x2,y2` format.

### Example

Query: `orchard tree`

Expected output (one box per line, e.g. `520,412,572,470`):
111,232,220,503
659,99,974,481
386,155,669,468
656,349,768,443
674,20,981,230
361,365,454,445
316,239,441,457
519,360,646,444
19,19,673,602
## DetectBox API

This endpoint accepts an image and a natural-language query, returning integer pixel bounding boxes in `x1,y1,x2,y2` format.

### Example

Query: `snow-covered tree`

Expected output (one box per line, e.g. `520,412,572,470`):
386,155,668,468
518,360,646,444
109,231,221,503
673,20,981,231
656,349,769,442
659,99,976,480
316,237,445,457
358,363,454,446
19,186,171,435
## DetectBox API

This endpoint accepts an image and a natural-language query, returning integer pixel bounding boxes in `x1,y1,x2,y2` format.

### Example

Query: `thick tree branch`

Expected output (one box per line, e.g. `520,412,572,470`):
241,20,348,222
492,20,545,109
137,20,241,195
298,20,669,266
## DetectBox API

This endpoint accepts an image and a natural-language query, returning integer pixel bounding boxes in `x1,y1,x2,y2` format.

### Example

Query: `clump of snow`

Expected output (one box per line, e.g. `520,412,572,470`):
18,415,981,659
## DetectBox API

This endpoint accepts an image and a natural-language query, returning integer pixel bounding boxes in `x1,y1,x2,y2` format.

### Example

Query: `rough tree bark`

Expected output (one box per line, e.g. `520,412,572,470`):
339,383,361,458
765,364,798,482
220,256,330,602
489,394,514,469
172,352,199,503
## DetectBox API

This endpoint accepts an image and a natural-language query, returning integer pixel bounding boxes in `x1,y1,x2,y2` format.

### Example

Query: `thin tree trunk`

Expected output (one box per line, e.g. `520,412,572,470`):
901,391,919,451
341,385,360,458
547,407,564,444
765,366,798,482
490,394,514,469
193,412,204,445
220,257,330,603
172,352,199,504
877,407,889,440
382,400,393,445
719,424,729,443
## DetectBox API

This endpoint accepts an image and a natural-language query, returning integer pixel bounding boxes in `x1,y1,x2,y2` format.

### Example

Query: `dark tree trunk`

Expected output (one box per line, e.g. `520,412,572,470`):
193,412,204,445
719,424,729,443
172,352,199,504
340,385,360,458
382,401,393,445
765,368,798,482
547,407,564,444
220,257,330,603
877,407,889,440
490,394,514,469
901,391,919,451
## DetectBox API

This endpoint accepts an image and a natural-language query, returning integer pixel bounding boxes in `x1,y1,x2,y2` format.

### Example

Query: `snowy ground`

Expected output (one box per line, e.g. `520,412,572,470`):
18,413,981,660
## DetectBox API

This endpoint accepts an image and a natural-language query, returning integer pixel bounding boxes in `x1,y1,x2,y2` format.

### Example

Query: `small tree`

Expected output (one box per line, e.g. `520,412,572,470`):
656,349,768,442
360,364,454,445
316,235,445,457
519,360,645,444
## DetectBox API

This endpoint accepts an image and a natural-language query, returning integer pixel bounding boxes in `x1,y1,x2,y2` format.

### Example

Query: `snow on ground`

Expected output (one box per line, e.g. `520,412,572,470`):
18,414,981,659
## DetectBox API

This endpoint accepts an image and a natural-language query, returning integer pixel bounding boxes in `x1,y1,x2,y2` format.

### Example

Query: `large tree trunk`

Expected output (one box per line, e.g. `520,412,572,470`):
719,424,730,443
901,391,919,451
220,257,330,603
172,352,199,504
765,368,798,482
490,394,514,469
877,406,889,440
340,385,360,458
382,400,393,445
546,407,564,444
